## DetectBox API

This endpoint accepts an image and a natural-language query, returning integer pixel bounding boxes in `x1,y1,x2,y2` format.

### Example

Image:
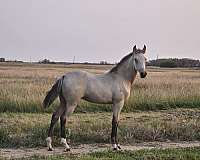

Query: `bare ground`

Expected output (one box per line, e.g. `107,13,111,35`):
1,141,200,159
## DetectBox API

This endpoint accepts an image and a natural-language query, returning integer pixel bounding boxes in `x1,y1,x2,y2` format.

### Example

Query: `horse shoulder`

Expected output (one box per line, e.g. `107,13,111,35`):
113,78,131,102
111,81,125,103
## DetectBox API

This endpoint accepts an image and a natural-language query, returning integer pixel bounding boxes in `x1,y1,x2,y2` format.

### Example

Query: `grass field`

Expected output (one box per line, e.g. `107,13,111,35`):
0,63,200,159
24,147,200,160
1,109,200,148
0,63,200,113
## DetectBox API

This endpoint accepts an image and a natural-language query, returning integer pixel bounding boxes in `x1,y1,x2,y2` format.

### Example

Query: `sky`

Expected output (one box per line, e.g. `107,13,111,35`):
0,0,200,63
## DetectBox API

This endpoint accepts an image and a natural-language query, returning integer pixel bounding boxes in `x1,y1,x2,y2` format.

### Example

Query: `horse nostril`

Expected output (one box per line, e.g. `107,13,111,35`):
140,72,147,78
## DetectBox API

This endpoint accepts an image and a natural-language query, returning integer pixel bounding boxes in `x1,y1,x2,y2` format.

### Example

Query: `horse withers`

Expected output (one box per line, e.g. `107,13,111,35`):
43,45,147,151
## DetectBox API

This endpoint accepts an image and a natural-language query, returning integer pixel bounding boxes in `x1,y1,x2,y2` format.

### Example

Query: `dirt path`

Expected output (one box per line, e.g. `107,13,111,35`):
1,141,200,159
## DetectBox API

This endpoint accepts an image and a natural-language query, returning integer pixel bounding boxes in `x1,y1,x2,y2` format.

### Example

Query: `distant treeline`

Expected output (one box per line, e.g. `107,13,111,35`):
0,58,23,63
1,57,200,68
38,59,113,65
147,58,200,68
0,58,112,65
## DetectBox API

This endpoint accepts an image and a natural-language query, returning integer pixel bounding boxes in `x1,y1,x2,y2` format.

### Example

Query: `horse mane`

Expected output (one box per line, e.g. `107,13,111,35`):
109,52,133,73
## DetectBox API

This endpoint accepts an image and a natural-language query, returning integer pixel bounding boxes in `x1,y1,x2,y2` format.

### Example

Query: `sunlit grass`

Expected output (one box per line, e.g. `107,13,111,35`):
0,63,200,113
1,109,200,148
21,147,200,160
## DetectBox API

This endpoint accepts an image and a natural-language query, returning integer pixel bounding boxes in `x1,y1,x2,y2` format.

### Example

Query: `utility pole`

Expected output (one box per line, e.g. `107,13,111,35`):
73,56,75,64
156,54,159,60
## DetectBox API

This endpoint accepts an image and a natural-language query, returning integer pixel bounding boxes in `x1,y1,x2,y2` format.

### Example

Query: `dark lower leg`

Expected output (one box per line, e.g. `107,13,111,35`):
60,115,66,138
60,113,70,151
48,113,59,137
115,123,119,145
111,116,118,145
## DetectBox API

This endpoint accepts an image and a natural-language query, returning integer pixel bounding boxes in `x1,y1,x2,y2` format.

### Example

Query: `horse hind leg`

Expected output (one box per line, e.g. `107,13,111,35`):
60,103,77,152
46,97,65,151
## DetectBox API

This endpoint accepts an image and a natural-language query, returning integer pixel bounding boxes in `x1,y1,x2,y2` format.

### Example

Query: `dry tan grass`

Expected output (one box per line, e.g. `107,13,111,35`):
0,63,200,112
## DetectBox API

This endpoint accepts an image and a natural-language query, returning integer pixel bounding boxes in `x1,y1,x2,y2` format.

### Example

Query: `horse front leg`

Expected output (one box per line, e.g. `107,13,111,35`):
111,100,124,150
111,116,120,150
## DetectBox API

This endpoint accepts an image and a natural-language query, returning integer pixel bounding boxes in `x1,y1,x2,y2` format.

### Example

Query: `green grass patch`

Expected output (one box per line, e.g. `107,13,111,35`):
1,110,200,148
19,147,200,160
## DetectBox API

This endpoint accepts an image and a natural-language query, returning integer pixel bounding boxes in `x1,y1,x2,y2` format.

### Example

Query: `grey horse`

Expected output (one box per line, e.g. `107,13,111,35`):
43,45,147,151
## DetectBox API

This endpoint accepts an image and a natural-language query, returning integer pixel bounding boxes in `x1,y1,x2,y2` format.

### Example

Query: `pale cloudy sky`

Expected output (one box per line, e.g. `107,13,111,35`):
0,0,199,63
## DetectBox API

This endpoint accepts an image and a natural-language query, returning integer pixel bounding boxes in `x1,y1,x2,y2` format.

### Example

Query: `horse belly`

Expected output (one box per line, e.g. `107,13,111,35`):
83,83,113,104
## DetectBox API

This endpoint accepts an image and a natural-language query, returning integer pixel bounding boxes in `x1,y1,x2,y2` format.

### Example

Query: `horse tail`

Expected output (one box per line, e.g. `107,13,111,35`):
43,76,64,108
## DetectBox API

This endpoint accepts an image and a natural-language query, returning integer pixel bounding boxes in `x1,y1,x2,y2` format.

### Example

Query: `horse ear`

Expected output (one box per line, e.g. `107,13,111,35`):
143,45,146,53
133,45,137,53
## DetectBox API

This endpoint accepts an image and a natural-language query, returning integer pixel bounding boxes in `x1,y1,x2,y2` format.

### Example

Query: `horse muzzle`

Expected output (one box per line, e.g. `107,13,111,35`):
140,72,147,78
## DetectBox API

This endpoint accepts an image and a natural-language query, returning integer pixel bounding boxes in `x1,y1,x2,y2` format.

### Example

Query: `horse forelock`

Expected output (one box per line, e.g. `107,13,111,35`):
109,52,133,73
135,49,145,54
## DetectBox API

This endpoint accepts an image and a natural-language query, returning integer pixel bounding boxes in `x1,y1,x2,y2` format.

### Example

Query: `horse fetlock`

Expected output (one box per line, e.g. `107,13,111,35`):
117,144,121,149
46,137,53,151
61,138,70,151
112,143,121,151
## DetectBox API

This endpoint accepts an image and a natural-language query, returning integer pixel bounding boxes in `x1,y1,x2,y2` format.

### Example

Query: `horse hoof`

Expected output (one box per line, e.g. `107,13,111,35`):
48,147,53,151
64,148,71,152
113,147,118,151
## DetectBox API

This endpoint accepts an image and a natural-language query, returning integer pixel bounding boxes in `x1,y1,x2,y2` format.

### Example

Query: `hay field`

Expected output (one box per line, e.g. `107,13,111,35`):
0,63,199,113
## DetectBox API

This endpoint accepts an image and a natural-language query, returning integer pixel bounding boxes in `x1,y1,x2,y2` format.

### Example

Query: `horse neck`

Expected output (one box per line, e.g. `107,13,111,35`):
117,57,137,84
